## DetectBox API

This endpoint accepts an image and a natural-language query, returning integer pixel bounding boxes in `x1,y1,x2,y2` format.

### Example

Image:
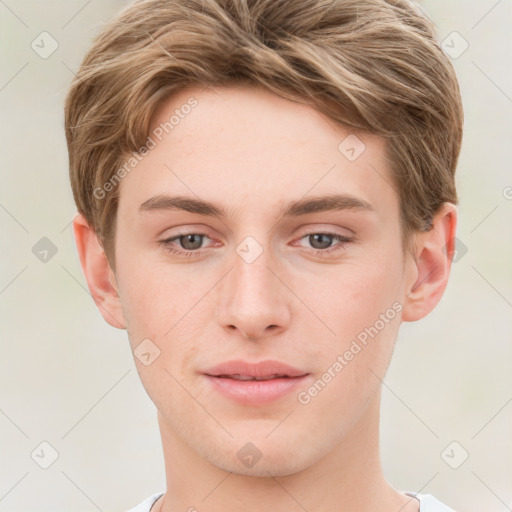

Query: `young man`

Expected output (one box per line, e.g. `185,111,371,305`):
64,0,463,510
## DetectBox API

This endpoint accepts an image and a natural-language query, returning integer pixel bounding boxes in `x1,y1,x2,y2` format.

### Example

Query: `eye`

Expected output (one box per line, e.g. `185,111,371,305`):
295,231,352,256
159,232,211,257
158,230,353,258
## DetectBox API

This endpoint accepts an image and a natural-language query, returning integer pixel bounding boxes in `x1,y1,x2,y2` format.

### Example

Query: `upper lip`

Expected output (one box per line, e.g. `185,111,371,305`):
203,359,308,379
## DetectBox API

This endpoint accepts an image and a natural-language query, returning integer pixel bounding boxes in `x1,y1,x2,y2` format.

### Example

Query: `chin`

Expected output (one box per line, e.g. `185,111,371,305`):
200,434,319,478
217,453,311,478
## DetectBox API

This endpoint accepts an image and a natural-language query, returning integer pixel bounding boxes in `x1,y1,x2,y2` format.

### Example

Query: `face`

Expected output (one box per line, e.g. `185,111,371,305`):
112,84,415,476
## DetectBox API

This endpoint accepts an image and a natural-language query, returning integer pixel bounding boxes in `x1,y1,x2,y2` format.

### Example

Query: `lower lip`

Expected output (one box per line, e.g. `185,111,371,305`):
205,374,310,405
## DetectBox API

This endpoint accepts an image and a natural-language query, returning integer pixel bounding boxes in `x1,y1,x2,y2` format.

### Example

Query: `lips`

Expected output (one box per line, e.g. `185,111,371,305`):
203,359,308,380
221,374,288,381
203,359,310,405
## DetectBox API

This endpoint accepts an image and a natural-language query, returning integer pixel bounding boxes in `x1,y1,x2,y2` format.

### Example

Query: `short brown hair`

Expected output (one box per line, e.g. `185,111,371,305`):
64,0,464,269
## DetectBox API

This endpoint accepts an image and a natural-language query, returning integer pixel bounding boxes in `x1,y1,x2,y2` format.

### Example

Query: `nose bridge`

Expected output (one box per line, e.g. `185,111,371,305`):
216,234,290,339
233,245,275,303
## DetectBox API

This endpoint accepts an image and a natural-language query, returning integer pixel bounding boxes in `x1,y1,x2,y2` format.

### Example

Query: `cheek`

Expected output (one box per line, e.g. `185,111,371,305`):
116,257,219,373
298,254,403,383
116,259,179,344
295,265,401,426
305,258,401,330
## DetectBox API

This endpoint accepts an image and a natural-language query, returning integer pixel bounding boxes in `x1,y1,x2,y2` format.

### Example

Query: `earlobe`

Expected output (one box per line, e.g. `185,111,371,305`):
402,203,458,322
72,213,127,329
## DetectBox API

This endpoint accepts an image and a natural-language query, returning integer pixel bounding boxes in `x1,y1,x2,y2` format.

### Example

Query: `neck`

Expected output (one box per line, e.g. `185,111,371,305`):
155,388,415,512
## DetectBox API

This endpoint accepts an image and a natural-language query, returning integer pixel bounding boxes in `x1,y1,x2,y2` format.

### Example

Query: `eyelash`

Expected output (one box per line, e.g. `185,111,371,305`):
159,231,352,258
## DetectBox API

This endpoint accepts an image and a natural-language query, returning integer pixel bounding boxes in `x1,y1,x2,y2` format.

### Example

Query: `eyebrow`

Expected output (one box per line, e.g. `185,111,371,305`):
138,193,375,218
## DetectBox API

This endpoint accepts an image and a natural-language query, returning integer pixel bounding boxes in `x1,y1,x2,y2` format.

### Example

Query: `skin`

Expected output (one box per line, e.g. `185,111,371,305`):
73,84,457,512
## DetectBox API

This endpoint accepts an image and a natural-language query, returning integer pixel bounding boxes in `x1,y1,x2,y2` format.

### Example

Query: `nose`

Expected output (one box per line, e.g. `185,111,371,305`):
215,241,291,341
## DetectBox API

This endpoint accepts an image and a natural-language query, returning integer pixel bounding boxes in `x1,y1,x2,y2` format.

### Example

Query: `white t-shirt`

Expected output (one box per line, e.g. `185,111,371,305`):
125,491,455,511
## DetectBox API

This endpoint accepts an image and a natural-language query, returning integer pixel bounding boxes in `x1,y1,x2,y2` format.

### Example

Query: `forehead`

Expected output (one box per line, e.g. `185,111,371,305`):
117,84,398,222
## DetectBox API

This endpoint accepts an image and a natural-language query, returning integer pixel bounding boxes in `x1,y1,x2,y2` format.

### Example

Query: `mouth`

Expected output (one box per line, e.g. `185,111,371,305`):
212,373,297,381
202,360,310,405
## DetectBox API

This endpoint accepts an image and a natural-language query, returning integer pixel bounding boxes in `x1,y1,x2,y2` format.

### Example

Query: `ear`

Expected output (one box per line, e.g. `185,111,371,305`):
72,213,127,329
402,203,458,322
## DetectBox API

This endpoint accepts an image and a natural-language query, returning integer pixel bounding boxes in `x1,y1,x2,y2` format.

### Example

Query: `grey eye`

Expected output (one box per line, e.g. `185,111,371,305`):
308,233,335,250
179,234,204,250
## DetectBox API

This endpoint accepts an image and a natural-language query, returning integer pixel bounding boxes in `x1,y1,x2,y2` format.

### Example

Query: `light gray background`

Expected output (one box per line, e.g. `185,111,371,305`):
1,1,511,511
